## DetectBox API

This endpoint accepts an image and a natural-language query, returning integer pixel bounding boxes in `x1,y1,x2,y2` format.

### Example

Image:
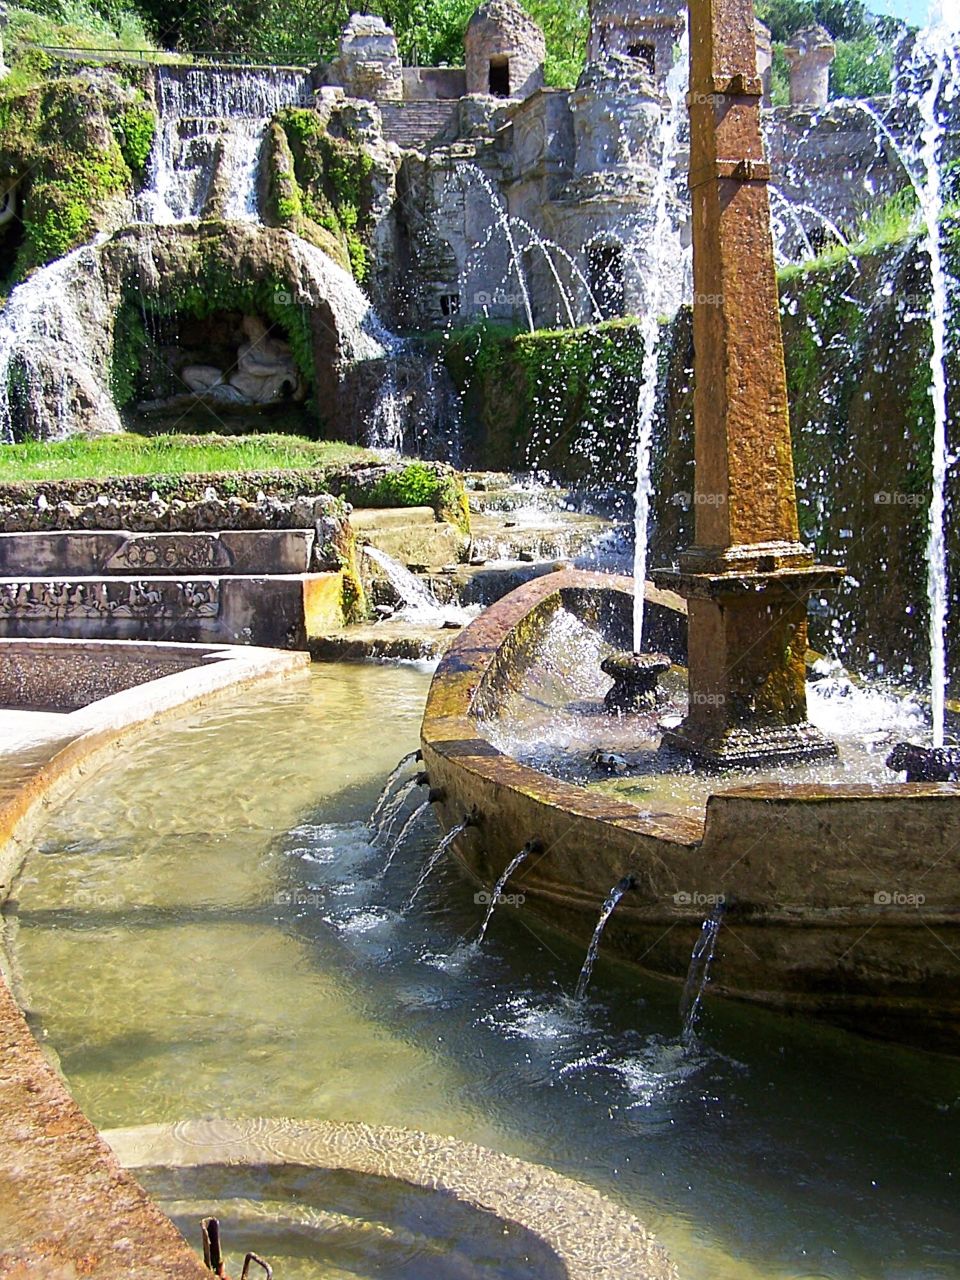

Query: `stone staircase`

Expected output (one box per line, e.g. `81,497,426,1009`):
0,529,344,649
379,101,460,150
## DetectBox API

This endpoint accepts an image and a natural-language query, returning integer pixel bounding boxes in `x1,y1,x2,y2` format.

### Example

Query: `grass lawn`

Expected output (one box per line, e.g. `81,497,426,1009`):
0,434,377,483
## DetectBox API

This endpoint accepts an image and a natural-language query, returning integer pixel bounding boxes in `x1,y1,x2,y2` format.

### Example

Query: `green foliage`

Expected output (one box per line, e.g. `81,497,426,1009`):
756,0,872,42
111,102,156,175
778,186,923,281
442,318,646,486
272,110,374,281
830,32,892,98
0,432,374,482
0,73,156,284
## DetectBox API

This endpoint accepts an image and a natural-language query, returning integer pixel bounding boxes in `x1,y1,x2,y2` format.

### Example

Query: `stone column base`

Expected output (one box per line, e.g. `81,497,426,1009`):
661,719,838,769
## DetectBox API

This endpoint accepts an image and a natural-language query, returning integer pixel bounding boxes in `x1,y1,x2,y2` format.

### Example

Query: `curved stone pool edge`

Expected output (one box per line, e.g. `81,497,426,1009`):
105,1118,680,1280
420,570,960,1055
0,641,308,1278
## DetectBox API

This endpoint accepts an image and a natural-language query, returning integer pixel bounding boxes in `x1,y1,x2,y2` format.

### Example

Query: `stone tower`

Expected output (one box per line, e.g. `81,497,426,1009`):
784,24,836,107
335,14,403,101
465,0,546,99
586,0,684,86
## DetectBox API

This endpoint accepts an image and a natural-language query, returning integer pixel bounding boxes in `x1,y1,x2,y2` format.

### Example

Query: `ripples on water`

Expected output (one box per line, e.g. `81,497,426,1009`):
8,665,960,1280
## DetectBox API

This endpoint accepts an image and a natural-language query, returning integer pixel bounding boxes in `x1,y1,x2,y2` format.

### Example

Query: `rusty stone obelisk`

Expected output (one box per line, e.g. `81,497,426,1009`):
653,0,843,766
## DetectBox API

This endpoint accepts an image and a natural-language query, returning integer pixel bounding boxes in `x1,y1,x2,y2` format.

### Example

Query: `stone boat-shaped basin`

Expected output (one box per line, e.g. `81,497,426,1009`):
421,570,960,1056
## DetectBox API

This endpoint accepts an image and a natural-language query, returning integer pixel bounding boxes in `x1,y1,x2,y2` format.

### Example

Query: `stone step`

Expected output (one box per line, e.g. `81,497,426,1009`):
468,510,611,563
349,506,438,529
0,529,316,577
0,572,344,649
379,101,460,149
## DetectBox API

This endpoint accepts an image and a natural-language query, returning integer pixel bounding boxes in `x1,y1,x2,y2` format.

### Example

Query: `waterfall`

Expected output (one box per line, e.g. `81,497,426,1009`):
0,222,394,442
632,28,690,650
136,65,314,226
679,905,724,1043
0,243,122,442
574,875,635,1002
362,546,472,625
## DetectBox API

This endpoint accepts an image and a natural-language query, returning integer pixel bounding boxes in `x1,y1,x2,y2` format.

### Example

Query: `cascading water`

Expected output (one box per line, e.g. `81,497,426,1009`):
632,29,690,650
678,905,724,1043
405,819,470,909
136,65,314,226
0,242,122,442
574,875,636,1002
370,751,421,827
476,842,538,944
383,800,432,872
362,546,474,626
913,12,959,747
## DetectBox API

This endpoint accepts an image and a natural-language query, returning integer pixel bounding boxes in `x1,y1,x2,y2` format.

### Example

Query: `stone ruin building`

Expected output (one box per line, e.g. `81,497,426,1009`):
310,0,915,332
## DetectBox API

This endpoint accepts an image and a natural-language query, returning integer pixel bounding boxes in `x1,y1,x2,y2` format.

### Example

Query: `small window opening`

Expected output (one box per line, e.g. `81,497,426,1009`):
627,42,656,74
489,57,510,97
588,243,625,321
440,293,461,317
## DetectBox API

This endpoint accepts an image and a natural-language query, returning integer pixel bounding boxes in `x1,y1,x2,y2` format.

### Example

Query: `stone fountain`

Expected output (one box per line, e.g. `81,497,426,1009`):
419,0,960,1056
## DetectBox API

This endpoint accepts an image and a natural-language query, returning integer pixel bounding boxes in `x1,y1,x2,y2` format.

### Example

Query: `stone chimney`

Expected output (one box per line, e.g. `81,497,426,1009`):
335,13,403,102
465,0,546,100
586,0,684,87
784,24,835,108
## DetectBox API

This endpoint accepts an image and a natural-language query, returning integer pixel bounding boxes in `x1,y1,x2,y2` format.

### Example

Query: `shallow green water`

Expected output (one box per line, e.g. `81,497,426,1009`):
7,664,960,1280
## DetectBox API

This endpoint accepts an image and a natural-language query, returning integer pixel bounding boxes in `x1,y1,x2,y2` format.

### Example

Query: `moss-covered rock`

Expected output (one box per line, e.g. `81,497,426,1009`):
264,106,376,284
0,69,156,288
439,317,646,490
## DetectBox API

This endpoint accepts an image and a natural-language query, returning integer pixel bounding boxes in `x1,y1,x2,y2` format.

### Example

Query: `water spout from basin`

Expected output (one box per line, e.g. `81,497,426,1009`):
371,750,422,827
574,875,637,1002
383,800,433,873
376,772,429,845
679,904,724,1044
405,817,474,910
477,840,543,944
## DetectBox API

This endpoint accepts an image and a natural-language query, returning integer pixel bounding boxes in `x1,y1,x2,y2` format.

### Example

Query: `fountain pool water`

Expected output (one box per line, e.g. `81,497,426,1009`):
475,606,931,818
6,663,960,1280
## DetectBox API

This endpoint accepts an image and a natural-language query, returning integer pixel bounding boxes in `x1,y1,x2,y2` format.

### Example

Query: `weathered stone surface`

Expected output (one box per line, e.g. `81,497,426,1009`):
334,14,403,102
465,0,546,99
784,23,835,108
653,0,841,766
107,1118,679,1280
